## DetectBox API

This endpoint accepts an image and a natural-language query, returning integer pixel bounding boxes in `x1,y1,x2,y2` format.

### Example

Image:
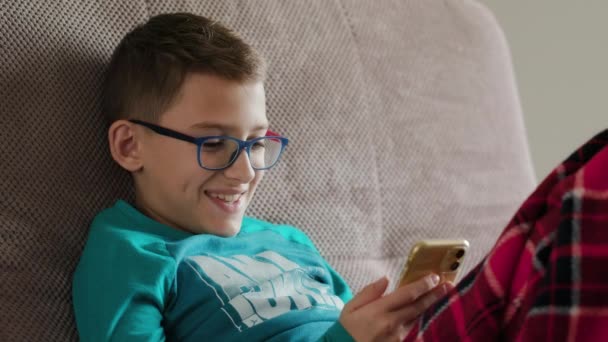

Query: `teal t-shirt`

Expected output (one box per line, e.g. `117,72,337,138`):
73,200,354,341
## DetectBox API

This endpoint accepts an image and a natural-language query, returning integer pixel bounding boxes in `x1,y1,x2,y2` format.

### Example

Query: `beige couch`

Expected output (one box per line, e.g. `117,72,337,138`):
0,1,535,340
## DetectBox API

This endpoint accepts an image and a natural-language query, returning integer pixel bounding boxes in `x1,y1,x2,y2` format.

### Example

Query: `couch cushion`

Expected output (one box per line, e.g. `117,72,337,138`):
0,1,535,340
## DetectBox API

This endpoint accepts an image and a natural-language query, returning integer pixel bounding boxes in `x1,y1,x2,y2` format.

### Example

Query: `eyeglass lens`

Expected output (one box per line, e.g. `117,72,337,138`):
199,137,283,169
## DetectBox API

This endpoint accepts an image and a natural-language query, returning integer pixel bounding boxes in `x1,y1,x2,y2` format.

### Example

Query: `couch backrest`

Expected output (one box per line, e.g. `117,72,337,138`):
1,1,535,340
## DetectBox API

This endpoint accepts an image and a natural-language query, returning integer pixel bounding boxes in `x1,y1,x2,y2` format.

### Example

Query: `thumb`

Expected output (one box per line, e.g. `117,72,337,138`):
346,276,389,312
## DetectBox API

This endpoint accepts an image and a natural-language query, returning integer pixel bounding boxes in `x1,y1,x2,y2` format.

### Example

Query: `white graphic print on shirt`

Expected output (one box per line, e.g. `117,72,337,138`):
187,251,344,331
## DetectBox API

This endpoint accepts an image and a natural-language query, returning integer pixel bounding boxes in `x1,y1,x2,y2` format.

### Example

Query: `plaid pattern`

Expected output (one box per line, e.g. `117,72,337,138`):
405,130,608,341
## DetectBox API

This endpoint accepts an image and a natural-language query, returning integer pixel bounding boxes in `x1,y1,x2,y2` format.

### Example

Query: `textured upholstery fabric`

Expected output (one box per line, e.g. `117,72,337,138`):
0,1,535,340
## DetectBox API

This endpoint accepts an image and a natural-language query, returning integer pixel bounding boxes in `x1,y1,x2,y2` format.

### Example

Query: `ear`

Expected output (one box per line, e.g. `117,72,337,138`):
108,120,144,172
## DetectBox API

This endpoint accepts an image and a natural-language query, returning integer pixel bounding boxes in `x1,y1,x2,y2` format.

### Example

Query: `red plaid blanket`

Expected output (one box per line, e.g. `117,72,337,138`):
405,130,608,341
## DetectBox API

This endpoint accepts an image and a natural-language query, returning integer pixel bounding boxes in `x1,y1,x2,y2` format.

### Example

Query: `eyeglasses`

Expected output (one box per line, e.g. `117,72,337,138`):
129,119,289,171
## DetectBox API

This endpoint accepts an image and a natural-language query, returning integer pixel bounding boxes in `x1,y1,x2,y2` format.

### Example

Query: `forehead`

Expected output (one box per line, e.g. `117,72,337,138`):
160,73,267,132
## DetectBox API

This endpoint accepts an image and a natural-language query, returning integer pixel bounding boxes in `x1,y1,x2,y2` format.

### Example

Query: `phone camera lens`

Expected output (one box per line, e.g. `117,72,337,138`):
455,249,465,258
450,261,460,271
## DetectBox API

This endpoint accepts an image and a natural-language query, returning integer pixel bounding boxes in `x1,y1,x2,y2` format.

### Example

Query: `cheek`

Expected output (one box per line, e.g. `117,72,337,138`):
151,155,212,197
161,146,208,183
248,171,265,194
189,169,216,193
149,142,196,174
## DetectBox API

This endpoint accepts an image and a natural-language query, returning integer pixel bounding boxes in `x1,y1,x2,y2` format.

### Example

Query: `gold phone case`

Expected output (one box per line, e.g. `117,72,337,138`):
397,239,470,287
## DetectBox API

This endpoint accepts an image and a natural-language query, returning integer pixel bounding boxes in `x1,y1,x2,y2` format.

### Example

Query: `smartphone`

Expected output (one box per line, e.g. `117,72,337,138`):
397,239,470,288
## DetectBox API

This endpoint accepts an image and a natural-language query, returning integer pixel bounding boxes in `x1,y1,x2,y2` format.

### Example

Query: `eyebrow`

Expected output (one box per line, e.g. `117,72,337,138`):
189,122,269,131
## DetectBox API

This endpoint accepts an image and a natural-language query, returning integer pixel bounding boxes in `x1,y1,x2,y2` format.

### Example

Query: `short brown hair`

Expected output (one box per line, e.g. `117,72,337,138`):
102,13,265,123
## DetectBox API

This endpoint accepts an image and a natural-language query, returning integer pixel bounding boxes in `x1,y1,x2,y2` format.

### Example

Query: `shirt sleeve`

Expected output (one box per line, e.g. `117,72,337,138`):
318,321,356,342
323,259,353,304
283,226,353,303
296,232,355,341
72,225,176,341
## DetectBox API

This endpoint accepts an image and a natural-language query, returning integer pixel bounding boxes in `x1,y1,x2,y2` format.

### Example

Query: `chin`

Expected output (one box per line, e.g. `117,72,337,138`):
204,218,242,237
212,226,240,237
218,228,240,237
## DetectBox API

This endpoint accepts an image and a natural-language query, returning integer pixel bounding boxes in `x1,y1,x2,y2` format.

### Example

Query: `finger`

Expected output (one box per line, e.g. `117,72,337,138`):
444,281,455,291
375,274,439,312
344,276,389,312
397,324,410,341
361,283,444,342
392,282,450,324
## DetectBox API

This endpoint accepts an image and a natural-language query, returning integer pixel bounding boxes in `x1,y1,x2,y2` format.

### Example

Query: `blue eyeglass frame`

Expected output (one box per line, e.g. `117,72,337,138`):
129,119,289,171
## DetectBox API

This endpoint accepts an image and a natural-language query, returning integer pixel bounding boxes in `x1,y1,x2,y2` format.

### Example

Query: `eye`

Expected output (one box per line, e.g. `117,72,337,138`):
251,139,267,150
201,138,226,151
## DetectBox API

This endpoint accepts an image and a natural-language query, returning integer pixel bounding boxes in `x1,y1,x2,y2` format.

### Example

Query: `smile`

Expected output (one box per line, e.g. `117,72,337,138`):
206,192,243,204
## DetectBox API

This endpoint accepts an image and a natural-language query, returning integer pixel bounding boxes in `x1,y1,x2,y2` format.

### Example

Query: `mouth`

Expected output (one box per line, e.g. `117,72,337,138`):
204,191,246,214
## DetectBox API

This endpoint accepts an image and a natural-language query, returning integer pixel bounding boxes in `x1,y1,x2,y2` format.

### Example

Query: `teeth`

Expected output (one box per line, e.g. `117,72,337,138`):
209,192,241,203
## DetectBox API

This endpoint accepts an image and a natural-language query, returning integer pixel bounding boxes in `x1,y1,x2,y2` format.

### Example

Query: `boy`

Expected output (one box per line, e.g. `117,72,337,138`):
72,12,449,342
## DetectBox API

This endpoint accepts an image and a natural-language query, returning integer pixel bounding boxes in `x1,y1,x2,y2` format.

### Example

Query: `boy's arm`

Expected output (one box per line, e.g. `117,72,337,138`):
72,229,175,341
314,255,356,342
318,321,355,341
283,227,355,341
283,225,353,302
290,227,443,341
324,261,353,304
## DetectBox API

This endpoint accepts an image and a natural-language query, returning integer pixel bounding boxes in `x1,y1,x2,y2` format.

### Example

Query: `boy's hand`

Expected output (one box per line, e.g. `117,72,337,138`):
339,274,451,342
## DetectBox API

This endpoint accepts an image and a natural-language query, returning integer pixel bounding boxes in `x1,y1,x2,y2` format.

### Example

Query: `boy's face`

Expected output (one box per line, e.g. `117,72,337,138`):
132,73,268,236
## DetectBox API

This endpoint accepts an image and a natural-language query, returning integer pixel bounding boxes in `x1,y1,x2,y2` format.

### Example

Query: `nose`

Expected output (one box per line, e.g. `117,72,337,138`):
223,148,256,182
